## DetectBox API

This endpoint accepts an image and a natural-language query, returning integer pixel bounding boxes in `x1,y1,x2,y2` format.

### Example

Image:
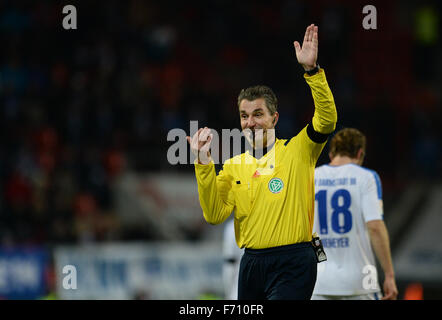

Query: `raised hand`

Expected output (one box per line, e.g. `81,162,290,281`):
186,127,213,165
294,24,319,71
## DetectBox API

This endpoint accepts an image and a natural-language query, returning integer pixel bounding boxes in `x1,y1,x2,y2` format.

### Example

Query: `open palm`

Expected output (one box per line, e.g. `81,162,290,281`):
294,24,318,71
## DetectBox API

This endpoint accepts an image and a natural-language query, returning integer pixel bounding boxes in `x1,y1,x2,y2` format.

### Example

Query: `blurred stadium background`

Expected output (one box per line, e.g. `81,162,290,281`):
0,0,440,299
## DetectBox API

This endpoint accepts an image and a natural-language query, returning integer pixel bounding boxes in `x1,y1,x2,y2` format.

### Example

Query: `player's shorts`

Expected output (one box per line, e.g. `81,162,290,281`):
238,242,317,300
311,292,382,300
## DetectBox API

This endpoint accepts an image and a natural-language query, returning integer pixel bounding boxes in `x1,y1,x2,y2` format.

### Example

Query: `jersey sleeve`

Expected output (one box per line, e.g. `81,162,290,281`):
304,68,338,136
286,125,327,166
194,161,235,225
284,69,337,166
361,170,384,222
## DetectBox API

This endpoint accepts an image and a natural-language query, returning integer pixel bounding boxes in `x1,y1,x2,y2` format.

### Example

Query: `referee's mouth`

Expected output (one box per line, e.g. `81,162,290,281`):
244,128,267,149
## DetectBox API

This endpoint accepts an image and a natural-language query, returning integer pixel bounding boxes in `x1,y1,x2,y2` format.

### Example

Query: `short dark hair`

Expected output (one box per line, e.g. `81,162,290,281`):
329,128,366,159
237,85,278,115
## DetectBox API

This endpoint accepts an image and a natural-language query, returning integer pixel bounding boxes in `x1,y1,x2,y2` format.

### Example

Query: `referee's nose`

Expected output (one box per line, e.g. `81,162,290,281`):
245,117,256,130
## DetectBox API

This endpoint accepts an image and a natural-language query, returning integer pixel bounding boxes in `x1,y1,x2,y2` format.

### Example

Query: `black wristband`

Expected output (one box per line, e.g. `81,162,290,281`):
306,64,320,76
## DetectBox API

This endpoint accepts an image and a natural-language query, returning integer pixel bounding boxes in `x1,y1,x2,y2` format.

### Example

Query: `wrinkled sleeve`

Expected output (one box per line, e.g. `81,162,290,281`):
304,68,337,136
194,161,235,225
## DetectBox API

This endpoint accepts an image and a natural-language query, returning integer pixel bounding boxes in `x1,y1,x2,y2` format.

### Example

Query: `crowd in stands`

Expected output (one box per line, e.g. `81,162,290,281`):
0,0,440,245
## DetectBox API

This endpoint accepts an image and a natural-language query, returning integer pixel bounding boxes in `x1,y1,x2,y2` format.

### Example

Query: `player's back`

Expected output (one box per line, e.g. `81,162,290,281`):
312,163,383,296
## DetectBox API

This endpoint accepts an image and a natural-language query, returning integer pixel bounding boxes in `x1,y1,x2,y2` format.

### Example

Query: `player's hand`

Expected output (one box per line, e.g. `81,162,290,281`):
294,24,318,71
381,275,398,300
186,127,213,165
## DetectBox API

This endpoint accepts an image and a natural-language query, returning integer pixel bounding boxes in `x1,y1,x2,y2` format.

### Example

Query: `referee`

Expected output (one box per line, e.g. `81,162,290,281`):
187,24,337,299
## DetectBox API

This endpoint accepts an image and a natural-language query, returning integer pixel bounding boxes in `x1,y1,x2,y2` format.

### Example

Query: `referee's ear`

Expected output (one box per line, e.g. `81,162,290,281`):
328,152,334,161
272,112,279,127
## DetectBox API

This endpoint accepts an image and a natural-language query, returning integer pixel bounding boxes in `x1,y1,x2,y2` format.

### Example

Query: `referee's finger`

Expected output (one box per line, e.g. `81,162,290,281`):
313,26,318,44
191,128,203,150
201,133,213,152
192,128,204,143
308,24,314,42
199,127,211,143
303,26,309,44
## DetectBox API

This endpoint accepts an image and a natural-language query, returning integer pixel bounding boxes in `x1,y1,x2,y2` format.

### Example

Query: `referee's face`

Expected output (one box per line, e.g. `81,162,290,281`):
239,98,278,149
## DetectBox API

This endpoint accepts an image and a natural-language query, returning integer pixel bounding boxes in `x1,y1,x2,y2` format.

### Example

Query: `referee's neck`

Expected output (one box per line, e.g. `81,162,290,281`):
252,140,276,159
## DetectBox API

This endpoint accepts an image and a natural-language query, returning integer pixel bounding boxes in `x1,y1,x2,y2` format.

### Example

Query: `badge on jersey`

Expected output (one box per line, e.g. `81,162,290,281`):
268,177,284,194
312,233,327,263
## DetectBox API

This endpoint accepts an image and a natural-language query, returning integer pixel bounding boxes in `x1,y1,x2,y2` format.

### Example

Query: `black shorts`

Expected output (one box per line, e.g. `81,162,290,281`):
238,242,317,300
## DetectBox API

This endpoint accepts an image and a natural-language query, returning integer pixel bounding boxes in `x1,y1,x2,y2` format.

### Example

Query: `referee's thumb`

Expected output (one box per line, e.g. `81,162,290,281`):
293,41,301,54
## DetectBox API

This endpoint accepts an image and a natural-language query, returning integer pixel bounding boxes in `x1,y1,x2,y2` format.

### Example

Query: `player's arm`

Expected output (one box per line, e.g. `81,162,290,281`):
187,128,234,225
362,171,398,300
366,219,398,300
294,24,337,143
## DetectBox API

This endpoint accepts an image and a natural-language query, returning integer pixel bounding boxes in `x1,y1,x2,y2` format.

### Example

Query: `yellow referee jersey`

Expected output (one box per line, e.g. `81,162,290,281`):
194,69,337,249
